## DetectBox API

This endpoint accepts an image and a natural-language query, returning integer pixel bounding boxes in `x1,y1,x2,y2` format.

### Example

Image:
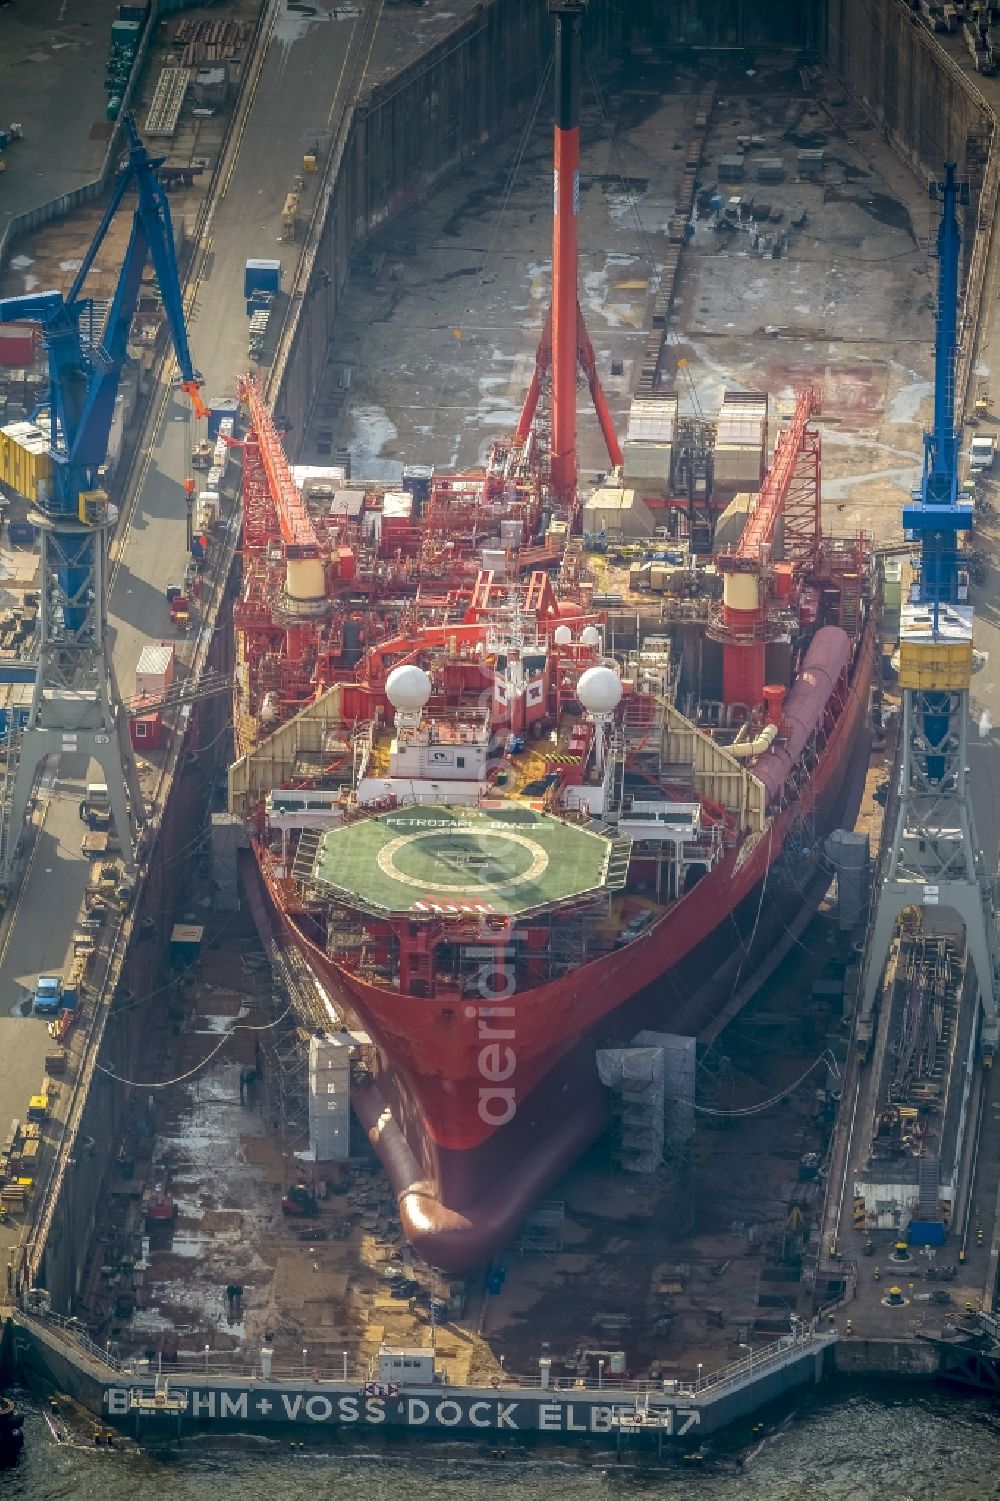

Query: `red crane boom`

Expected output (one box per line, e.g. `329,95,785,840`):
237,374,320,556
726,387,819,568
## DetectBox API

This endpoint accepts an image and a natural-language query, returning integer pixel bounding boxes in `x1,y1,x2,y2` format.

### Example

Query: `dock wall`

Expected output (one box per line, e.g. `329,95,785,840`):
627,1,824,49
19,549,236,1311
832,1338,941,1378
827,0,990,176
8,1314,836,1444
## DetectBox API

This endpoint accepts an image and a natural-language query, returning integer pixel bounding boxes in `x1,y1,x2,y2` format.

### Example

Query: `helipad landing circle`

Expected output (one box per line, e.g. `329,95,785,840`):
377,827,549,895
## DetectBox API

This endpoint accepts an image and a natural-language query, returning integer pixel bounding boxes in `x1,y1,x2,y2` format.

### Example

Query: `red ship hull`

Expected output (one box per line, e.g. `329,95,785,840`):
248,618,877,1271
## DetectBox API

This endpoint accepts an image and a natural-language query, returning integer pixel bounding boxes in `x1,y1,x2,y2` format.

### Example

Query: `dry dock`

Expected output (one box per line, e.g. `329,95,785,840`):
3,0,1000,1453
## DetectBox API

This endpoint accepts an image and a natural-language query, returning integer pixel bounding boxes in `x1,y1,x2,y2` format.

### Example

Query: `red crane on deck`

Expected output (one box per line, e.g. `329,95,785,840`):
715,387,821,709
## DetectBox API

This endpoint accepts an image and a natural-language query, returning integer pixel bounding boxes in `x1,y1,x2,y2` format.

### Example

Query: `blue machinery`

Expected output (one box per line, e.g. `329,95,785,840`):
0,116,204,879
859,164,998,1065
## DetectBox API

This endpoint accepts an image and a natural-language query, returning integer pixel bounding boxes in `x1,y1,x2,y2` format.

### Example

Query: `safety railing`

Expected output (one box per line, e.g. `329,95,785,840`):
20,1307,831,1401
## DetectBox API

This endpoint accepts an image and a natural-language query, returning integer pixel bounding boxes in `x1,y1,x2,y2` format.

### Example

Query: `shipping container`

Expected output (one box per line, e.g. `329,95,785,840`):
0,422,51,504
244,259,281,299
0,683,33,740
0,324,38,369
7,520,36,548
207,396,238,439
130,712,163,750
135,641,175,698
382,491,413,520
111,18,142,44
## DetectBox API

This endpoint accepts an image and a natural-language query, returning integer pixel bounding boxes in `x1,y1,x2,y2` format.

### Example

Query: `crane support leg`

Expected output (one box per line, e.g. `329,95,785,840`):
859,881,998,1057
577,308,623,470
3,516,144,883
857,688,999,1062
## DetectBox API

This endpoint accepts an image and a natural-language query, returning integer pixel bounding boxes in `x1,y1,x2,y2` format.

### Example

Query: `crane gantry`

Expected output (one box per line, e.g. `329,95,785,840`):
0,115,204,878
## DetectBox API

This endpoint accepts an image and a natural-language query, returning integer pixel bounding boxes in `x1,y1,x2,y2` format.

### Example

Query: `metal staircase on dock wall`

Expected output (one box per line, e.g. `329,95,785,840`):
917,1152,941,1222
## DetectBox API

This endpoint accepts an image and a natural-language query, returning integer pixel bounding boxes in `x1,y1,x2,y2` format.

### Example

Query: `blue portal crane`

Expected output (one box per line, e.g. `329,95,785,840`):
0,115,205,879
0,113,205,528
902,162,973,619
856,162,1000,1069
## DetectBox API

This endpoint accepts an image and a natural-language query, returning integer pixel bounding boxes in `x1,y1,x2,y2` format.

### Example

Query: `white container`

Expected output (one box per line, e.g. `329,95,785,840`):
382,491,412,520
136,642,176,697
970,435,995,471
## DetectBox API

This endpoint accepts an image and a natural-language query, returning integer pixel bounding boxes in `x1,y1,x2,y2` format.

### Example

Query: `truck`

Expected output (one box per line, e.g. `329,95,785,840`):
32,976,63,1016
244,258,280,312
79,782,111,831
970,434,996,472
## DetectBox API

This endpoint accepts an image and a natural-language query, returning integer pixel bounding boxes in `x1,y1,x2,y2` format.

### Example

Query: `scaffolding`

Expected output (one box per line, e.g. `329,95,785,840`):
597,1045,665,1173
257,996,310,1146
308,1033,351,1162
255,917,343,1148
635,1029,696,1152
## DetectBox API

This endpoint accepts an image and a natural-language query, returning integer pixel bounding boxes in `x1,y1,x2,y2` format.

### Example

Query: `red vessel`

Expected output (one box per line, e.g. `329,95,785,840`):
230,2,876,1271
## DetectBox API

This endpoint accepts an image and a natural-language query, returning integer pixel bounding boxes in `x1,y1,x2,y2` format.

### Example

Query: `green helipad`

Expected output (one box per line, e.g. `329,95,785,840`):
314,804,612,916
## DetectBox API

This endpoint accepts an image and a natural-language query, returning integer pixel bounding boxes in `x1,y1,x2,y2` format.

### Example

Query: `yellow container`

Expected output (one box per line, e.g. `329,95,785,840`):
897,639,973,691
0,423,51,504
302,152,317,173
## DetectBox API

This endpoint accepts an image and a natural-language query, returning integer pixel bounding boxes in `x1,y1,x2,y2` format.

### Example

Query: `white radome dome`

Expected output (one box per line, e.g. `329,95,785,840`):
577,665,622,715
553,624,573,645
386,664,432,712
580,624,602,648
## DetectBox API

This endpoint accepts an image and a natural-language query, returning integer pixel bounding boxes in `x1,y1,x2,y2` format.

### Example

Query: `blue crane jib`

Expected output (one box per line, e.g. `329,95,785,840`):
0,114,204,531
902,163,973,615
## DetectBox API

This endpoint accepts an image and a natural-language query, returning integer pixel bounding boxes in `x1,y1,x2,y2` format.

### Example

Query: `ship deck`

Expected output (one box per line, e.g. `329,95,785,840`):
313,803,613,916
